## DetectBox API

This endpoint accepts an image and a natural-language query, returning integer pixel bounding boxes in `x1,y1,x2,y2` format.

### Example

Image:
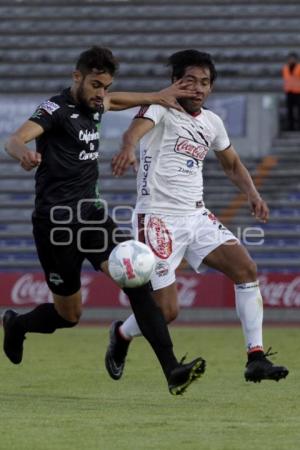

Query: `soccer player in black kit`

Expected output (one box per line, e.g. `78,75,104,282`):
3,46,205,395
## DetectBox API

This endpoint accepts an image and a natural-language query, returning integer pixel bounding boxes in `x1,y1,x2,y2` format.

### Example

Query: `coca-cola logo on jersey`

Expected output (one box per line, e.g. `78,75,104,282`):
11,274,92,305
259,275,300,307
175,137,208,161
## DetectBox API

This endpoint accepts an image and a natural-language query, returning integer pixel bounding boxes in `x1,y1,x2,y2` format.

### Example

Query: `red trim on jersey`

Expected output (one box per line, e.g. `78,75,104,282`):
188,110,202,118
137,214,146,243
135,105,150,118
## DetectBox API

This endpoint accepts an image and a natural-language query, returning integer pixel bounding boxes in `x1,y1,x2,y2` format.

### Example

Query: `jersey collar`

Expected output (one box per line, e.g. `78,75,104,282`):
187,109,202,118
61,87,75,105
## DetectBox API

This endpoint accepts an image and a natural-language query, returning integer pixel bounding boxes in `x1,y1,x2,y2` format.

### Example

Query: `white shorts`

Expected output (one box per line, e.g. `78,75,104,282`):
133,209,238,290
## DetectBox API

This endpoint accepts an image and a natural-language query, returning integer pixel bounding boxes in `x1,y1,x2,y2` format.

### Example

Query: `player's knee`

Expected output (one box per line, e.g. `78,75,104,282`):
245,259,258,280
235,259,258,282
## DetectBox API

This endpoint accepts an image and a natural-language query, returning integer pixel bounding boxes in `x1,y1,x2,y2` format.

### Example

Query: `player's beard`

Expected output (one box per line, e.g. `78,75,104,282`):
178,98,202,114
77,82,102,113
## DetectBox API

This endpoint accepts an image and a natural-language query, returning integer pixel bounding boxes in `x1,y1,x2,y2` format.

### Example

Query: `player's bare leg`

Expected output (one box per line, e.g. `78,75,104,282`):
53,292,82,323
203,241,289,382
153,283,179,323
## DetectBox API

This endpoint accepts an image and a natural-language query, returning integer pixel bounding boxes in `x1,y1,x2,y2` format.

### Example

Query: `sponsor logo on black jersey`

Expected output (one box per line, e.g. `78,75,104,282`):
79,129,99,144
79,150,99,161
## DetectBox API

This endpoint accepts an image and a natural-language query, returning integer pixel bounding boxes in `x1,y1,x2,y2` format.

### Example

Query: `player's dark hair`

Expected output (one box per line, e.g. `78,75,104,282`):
76,46,118,76
167,49,217,85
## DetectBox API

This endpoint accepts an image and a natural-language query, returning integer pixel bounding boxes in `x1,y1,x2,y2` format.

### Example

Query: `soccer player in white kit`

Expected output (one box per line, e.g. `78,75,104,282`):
105,50,289,383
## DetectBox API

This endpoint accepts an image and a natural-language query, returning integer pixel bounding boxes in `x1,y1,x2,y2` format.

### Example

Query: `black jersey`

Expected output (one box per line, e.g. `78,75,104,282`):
29,88,104,222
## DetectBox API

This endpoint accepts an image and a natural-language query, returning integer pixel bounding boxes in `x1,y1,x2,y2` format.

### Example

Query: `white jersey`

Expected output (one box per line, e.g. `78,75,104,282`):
135,105,230,215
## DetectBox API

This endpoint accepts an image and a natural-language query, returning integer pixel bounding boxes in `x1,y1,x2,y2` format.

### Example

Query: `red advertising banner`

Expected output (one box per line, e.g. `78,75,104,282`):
0,271,300,309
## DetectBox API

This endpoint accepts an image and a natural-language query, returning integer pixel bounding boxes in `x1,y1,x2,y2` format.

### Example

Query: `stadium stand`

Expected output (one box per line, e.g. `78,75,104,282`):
1,130,300,270
0,0,300,92
220,132,300,269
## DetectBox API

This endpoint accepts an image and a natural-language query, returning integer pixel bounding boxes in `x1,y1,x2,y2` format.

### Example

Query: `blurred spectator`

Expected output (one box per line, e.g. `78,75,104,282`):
282,52,300,131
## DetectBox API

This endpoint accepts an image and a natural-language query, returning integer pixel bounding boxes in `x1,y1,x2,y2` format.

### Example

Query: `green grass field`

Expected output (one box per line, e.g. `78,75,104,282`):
1,325,299,450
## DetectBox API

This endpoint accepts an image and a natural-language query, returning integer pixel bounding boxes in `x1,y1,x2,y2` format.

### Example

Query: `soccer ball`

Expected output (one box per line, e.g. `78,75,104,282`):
108,240,156,288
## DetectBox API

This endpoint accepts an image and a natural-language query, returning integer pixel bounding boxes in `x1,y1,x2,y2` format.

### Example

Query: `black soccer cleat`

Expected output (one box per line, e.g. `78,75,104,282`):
2,309,26,364
244,348,289,383
105,320,130,380
168,356,206,396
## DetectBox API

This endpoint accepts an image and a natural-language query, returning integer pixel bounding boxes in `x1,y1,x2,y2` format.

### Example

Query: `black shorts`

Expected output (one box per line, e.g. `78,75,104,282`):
32,207,129,296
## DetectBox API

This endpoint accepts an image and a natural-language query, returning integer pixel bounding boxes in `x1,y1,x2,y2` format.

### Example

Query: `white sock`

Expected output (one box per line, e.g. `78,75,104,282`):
235,281,263,352
119,314,142,339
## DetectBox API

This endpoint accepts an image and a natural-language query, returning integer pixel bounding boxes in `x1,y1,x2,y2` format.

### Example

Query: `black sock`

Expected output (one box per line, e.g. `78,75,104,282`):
123,284,178,379
15,304,78,334
114,328,130,362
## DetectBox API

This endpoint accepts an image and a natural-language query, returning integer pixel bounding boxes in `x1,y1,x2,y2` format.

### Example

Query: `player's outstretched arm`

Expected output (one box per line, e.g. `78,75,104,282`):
5,121,44,171
215,145,269,223
112,118,154,177
105,79,195,112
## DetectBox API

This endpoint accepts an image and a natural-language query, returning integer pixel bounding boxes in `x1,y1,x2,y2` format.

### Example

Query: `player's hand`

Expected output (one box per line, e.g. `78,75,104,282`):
156,79,197,112
248,194,269,223
112,148,138,177
20,150,41,171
